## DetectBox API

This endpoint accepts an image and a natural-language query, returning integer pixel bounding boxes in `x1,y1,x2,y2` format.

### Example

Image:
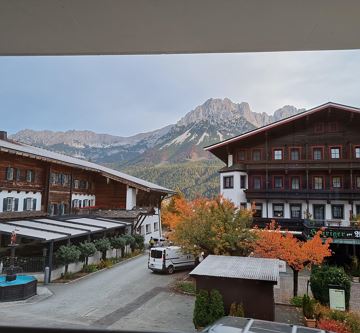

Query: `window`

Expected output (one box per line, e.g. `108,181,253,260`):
356,205,360,216
314,123,324,133
273,149,283,160
237,150,245,161
146,224,151,234
253,203,262,217
313,148,323,160
330,147,341,159
23,197,37,211
253,176,261,190
332,205,344,219
273,176,283,189
223,176,234,189
291,177,300,190
240,175,246,189
290,204,302,218
313,204,325,220
154,222,159,231
252,149,261,161
328,122,339,132
3,197,18,212
273,203,284,217
332,176,342,189
15,169,21,181
313,176,324,190
26,170,34,182
290,148,300,161
356,176,360,189
355,147,360,159
5,167,14,181
72,199,79,208
74,180,79,189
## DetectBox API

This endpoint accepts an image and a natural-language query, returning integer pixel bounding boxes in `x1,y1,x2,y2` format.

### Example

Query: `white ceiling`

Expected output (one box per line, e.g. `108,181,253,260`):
0,0,359,56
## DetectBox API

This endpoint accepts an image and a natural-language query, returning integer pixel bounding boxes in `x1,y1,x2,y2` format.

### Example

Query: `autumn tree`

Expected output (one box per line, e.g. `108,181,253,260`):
253,222,332,296
172,196,255,256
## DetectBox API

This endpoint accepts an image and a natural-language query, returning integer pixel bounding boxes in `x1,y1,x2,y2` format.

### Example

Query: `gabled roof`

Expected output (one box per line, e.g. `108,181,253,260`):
204,102,360,152
0,138,174,194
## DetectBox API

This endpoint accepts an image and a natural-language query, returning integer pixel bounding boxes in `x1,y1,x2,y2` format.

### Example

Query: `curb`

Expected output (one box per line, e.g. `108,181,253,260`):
51,252,145,285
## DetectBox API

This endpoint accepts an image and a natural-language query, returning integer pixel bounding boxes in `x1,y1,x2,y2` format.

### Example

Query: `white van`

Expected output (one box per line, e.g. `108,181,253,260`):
148,246,196,274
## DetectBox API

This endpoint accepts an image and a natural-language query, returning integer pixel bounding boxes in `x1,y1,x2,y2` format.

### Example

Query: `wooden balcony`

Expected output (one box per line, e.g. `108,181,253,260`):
245,189,360,201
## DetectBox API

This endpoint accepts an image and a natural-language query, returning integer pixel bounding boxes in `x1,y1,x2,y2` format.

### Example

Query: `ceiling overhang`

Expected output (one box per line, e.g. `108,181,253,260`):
1,0,360,56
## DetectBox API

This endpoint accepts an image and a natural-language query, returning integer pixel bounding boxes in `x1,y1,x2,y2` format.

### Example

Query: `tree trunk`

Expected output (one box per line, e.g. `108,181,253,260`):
85,256,88,265
65,264,68,275
102,251,106,260
292,268,299,297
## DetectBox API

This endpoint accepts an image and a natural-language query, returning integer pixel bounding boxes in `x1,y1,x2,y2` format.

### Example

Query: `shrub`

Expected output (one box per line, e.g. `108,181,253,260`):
317,319,351,333
229,303,244,317
94,238,111,260
310,265,351,309
209,289,225,323
193,290,210,328
123,235,136,251
97,259,113,270
133,234,145,250
56,245,81,274
290,295,303,307
302,294,316,319
61,272,76,280
78,242,97,265
82,264,98,273
110,236,126,258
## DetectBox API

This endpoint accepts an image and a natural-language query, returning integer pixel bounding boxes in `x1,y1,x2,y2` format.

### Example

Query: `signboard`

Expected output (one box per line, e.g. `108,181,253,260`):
329,288,346,311
305,227,360,240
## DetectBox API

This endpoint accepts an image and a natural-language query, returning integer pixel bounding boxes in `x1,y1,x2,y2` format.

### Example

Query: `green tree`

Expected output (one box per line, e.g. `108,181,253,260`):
110,236,126,258
95,238,111,260
310,265,351,309
78,241,97,265
209,289,225,323
123,235,136,252
133,234,145,251
56,245,81,274
173,197,255,256
193,290,210,328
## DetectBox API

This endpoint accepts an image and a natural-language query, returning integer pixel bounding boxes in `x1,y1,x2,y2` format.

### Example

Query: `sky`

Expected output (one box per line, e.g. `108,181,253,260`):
0,49,360,137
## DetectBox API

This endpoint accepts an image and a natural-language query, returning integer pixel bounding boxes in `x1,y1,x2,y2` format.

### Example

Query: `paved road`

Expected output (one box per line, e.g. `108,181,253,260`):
0,255,195,332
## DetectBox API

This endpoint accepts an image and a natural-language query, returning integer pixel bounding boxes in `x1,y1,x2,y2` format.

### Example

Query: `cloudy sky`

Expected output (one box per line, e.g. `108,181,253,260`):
0,49,360,136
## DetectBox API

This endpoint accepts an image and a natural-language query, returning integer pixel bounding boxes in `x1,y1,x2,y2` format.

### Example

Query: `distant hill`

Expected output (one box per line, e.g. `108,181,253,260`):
10,98,304,198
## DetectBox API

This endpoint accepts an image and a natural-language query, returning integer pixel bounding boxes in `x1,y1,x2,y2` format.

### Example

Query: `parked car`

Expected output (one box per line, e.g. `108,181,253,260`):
148,246,195,274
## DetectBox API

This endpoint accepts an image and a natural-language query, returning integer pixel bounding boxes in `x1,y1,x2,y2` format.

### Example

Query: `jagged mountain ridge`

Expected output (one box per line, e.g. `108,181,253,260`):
10,98,304,166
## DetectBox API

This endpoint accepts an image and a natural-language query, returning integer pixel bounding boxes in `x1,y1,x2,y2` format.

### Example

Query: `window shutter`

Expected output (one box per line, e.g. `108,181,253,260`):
32,199,37,211
3,198,7,212
23,198,27,211
14,198,19,211
16,169,21,181
32,171,35,182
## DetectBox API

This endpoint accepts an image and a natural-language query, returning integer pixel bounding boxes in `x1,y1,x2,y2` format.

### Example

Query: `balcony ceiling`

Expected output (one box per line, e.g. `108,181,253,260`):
0,0,360,56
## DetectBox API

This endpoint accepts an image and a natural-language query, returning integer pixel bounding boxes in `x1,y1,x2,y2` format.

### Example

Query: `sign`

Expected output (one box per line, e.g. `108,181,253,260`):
329,288,346,311
305,227,360,240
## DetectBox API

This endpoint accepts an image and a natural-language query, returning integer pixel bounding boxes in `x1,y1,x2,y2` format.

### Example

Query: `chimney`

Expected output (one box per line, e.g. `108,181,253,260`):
0,131,7,140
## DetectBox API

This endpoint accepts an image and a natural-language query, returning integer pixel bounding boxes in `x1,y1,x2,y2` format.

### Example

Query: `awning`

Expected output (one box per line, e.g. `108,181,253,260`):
0,217,131,243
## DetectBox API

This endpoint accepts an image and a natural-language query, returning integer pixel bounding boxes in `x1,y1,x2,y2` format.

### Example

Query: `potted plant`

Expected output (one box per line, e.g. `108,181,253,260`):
302,294,316,328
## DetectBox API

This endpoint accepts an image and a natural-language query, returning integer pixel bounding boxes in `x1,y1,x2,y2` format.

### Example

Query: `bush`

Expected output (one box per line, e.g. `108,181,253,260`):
302,294,316,319
209,290,225,323
97,259,113,270
310,265,351,309
94,238,111,260
229,303,244,317
290,295,303,307
193,290,210,328
56,245,81,274
78,242,97,265
317,319,351,333
110,236,126,257
82,264,98,273
133,234,145,250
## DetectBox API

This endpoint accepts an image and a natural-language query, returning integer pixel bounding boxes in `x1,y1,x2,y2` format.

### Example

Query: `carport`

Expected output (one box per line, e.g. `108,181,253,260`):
0,217,132,279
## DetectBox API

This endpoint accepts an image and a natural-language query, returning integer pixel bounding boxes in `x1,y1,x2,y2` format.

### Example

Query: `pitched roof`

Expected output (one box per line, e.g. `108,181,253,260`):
0,138,174,194
204,102,360,152
190,255,280,282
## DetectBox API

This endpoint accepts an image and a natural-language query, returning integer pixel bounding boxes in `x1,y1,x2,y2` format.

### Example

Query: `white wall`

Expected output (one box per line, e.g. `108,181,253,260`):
0,190,41,211
126,186,137,210
220,171,248,207
136,208,161,243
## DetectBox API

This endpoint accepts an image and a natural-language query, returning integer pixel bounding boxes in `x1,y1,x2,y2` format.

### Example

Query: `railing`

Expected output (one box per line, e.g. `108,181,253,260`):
252,218,304,231
0,256,45,273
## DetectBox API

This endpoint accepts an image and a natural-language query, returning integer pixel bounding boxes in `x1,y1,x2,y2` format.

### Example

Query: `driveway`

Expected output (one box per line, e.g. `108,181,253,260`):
0,254,196,332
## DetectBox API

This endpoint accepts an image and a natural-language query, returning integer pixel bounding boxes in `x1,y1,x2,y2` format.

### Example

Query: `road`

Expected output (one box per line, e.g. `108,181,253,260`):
0,254,196,332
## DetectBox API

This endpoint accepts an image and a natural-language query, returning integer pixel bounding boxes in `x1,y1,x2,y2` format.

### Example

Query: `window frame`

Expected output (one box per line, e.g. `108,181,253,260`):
253,203,263,217
273,175,284,190
223,175,234,189
356,176,360,189
26,169,34,183
354,146,360,159
251,148,262,161
314,122,325,134
288,147,302,161
290,176,301,190
290,204,302,219
311,146,324,161
313,175,324,190
240,175,246,189
272,148,283,161
331,175,342,189
252,175,262,190
6,167,14,181
236,149,246,162
329,146,342,159
273,203,284,218
145,224,151,234
331,204,344,219
313,204,326,220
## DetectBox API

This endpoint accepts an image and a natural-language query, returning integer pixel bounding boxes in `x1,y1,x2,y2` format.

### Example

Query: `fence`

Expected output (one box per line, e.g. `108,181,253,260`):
1,256,45,273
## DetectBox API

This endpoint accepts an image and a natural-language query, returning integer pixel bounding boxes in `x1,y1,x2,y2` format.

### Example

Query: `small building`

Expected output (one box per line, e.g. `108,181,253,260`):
190,255,280,321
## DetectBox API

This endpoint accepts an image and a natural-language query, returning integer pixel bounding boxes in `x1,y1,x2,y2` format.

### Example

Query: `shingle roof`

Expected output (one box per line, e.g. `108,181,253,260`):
190,255,279,282
0,138,174,194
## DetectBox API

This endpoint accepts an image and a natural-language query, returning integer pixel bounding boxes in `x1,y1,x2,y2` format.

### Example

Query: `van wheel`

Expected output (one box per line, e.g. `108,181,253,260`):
167,265,174,274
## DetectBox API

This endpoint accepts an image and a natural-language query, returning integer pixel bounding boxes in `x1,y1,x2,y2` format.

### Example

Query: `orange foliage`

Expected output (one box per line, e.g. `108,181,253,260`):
254,221,332,272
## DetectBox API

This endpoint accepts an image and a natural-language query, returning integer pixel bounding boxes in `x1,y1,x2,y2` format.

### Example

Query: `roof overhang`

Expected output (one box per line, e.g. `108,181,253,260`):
1,1,360,56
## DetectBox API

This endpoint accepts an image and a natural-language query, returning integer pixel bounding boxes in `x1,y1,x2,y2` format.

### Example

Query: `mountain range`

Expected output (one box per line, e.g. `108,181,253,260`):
10,98,305,197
